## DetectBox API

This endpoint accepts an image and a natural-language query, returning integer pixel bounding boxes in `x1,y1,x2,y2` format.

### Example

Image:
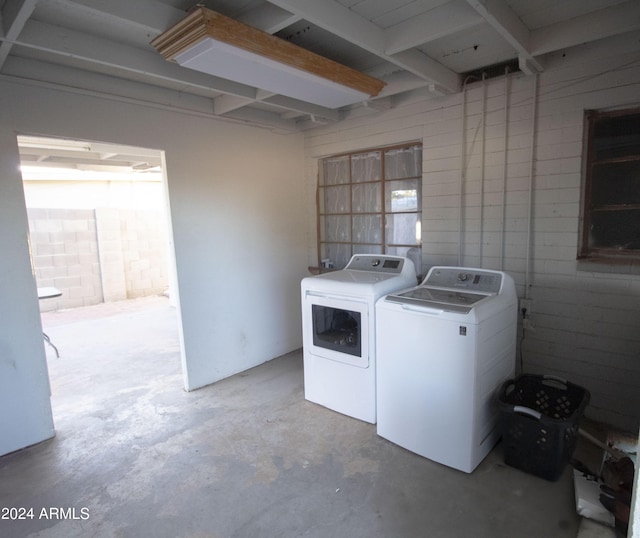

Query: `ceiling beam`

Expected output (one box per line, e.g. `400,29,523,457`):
16,19,257,97
384,2,483,55
71,0,341,120
0,0,37,68
218,105,302,134
375,71,433,99
265,0,460,93
530,0,640,56
465,0,543,74
12,18,341,121
236,2,302,34
214,94,257,115
214,92,341,124
266,0,385,51
5,56,301,133
390,49,460,92
59,0,186,36
51,0,302,41
261,94,340,122
32,0,312,116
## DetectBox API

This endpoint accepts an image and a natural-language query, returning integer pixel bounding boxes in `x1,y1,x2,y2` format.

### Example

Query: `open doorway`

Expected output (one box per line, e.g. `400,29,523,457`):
18,134,183,427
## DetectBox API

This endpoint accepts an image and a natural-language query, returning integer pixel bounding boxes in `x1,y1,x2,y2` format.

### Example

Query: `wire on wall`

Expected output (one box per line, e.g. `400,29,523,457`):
479,73,487,267
524,73,539,300
458,83,467,266
458,75,480,266
500,67,510,271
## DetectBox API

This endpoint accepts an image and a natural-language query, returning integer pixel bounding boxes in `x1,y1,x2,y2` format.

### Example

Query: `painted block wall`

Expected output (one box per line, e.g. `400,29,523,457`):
304,38,640,431
28,207,169,311
28,207,102,310
119,208,170,299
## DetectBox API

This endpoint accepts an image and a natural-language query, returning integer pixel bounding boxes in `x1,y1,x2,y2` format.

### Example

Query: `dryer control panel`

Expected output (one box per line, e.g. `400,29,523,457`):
346,255,406,274
424,267,502,294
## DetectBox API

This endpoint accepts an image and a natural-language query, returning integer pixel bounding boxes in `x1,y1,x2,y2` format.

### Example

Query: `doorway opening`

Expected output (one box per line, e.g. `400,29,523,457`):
18,134,183,427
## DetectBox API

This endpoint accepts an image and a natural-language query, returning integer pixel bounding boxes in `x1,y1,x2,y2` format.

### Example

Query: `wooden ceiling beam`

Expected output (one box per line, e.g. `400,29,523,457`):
384,2,483,55
465,0,543,73
0,0,38,68
530,0,640,57
235,3,302,34
264,0,460,93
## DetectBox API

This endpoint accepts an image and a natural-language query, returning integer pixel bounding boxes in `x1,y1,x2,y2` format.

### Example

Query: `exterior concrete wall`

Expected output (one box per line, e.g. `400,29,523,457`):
28,207,169,311
29,207,102,310
304,37,640,431
95,207,127,303
120,208,170,299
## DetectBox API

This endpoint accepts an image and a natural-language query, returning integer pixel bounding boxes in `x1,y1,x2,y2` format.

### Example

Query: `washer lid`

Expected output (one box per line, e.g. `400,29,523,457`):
384,286,488,314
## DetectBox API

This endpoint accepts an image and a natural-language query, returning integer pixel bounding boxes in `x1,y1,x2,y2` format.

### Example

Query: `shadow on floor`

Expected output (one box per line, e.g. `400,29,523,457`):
0,297,583,537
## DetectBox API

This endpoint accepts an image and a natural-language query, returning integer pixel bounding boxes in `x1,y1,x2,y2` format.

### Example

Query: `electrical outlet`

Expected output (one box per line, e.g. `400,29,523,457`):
519,298,531,313
523,318,536,331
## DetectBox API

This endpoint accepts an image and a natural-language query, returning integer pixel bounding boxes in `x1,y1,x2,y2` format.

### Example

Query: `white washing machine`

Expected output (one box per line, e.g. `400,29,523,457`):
301,255,416,423
375,266,517,473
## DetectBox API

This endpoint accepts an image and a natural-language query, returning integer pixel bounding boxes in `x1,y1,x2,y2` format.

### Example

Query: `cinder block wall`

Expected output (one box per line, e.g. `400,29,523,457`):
29,208,102,311
120,208,169,299
29,208,168,311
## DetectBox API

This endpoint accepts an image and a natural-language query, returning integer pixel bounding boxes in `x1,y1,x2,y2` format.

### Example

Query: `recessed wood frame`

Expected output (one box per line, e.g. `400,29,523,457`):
150,6,385,98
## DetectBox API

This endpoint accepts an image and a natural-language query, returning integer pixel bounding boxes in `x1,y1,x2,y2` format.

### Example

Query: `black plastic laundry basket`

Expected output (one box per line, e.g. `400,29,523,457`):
497,374,590,481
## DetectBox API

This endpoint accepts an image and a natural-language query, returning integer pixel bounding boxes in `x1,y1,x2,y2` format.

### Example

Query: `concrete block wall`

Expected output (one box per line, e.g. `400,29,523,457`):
303,42,640,431
120,208,169,299
29,208,102,311
28,208,169,311
96,207,127,302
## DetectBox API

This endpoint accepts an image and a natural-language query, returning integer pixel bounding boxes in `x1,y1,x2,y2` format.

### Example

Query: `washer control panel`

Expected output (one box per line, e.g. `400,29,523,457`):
424,267,502,293
346,255,405,274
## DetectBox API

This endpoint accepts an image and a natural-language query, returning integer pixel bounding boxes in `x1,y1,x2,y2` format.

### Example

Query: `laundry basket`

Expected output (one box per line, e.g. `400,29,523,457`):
497,374,590,481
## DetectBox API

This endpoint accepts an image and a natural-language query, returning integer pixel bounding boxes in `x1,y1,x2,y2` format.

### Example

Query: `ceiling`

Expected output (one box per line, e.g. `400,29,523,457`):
2,0,639,140
18,135,163,175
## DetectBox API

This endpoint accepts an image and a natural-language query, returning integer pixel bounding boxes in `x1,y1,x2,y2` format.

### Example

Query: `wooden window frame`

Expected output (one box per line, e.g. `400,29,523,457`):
317,143,422,271
579,107,640,262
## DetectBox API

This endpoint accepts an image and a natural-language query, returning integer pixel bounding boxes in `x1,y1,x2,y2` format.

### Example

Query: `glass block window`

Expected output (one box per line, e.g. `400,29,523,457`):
318,143,422,274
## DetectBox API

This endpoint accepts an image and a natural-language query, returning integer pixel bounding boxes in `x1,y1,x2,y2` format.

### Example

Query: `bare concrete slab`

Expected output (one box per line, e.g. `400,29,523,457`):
0,297,580,537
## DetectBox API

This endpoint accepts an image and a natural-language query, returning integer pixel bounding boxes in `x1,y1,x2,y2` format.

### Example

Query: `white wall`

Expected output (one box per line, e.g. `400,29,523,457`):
0,109,55,455
304,35,640,432
0,78,306,454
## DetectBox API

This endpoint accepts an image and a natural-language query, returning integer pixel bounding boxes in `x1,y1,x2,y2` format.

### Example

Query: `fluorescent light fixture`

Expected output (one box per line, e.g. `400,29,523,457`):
151,7,385,109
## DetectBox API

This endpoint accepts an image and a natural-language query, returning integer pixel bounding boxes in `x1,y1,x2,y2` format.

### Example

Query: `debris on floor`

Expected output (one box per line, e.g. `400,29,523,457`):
573,468,615,528
572,426,637,537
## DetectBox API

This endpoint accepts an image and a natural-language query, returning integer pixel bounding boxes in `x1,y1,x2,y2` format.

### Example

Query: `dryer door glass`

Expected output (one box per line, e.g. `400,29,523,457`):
312,305,361,357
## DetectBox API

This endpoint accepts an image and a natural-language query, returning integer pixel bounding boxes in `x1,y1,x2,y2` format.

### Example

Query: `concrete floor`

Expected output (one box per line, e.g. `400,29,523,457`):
0,296,584,537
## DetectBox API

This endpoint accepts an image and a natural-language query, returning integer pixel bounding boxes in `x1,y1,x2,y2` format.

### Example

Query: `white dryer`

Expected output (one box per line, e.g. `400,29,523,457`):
375,266,517,473
301,255,416,423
